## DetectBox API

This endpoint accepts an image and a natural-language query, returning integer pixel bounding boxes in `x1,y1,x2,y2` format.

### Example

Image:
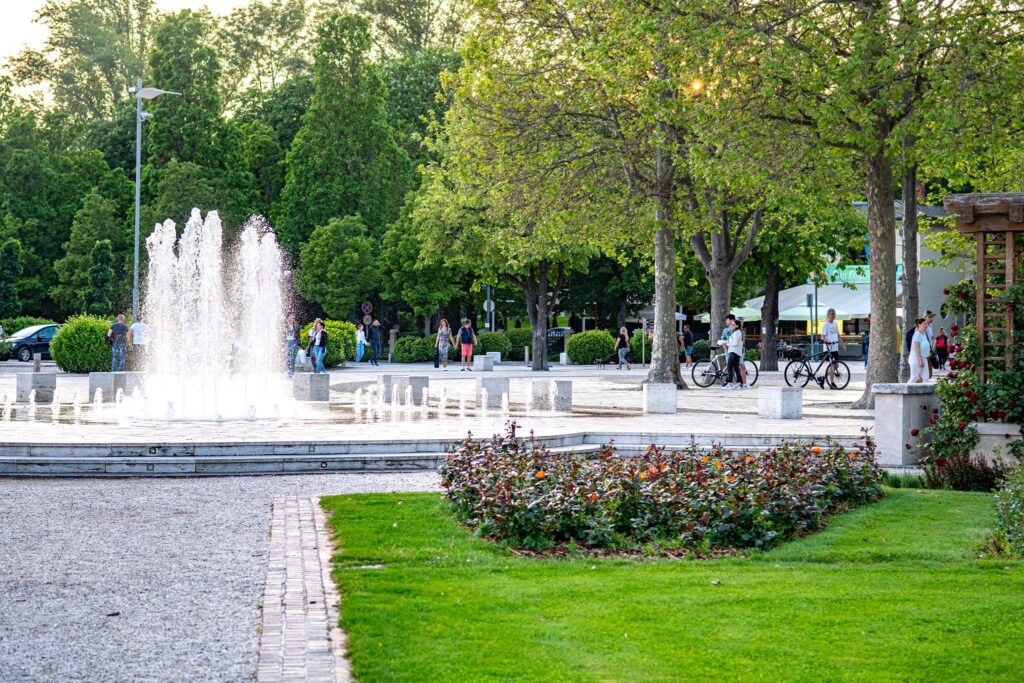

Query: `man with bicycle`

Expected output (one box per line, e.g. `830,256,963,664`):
818,308,846,389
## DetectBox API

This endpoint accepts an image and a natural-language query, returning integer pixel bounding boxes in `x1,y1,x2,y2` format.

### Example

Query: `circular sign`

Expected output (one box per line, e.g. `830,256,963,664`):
362,314,373,326
360,301,373,314
483,300,495,313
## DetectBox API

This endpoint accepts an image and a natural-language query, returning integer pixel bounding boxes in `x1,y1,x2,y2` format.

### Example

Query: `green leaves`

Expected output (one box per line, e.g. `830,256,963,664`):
297,215,375,319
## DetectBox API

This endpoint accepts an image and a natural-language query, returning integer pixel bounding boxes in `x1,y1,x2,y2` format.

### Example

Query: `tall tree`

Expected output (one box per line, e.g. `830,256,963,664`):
0,239,23,318
723,0,1023,406
381,47,461,165
360,0,462,55
5,0,154,122
297,215,376,318
82,239,115,315
51,190,126,316
274,13,411,251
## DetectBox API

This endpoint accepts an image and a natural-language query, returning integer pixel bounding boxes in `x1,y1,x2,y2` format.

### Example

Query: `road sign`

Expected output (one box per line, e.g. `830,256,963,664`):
360,301,373,314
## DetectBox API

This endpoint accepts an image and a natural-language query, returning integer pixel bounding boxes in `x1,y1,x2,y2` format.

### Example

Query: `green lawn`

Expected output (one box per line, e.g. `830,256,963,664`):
321,489,1024,682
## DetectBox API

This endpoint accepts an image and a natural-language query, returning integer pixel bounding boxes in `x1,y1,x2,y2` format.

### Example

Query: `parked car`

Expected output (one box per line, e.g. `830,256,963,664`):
2,324,60,362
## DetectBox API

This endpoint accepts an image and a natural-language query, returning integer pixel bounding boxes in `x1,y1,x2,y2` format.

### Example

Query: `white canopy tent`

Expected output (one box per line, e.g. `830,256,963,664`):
745,281,902,321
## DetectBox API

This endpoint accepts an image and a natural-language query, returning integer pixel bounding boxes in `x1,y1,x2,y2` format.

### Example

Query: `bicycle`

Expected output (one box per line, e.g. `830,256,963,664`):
691,349,759,388
783,352,851,390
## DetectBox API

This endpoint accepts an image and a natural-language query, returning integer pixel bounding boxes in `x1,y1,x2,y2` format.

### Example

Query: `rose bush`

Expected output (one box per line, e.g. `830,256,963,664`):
440,424,882,552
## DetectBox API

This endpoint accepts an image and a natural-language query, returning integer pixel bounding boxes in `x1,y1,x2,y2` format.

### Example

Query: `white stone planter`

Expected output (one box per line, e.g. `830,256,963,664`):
530,380,572,412
758,387,803,419
969,422,1022,465
16,373,56,402
871,383,940,466
643,383,677,414
475,377,509,408
293,373,329,402
472,356,494,371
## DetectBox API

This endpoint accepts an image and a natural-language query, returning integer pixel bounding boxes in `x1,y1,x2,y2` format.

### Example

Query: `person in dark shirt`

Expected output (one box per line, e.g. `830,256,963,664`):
681,324,694,368
458,319,477,371
107,314,129,372
614,326,631,370
368,319,383,366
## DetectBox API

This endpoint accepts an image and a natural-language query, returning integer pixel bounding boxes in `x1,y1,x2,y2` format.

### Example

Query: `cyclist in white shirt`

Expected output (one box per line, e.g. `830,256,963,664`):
818,308,846,389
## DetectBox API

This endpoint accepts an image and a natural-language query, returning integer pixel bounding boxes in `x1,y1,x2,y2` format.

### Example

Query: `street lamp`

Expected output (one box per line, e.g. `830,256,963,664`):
129,78,180,319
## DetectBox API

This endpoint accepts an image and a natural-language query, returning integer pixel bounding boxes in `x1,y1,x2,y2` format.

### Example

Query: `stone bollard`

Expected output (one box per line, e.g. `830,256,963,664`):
485,351,502,365
475,377,509,409
524,345,530,366
388,328,398,363
472,356,494,372
293,373,330,402
643,383,677,414
559,352,571,365
871,383,940,466
17,373,56,402
88,372,143,402
33,352,42,373
378,375,396,403
530,380,572,412
757,387,803,419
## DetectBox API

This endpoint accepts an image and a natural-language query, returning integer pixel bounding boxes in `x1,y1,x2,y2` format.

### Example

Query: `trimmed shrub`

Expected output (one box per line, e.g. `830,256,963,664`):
300,319,357,366
393,336,432,362
744,348,761,362
50,315,110,373
692,339,711,361
478,331,512,357
996,464,1024,557
567,329,615,365
629,329,650,361
441,426,883,552
506,327,533,354
1,316,56,337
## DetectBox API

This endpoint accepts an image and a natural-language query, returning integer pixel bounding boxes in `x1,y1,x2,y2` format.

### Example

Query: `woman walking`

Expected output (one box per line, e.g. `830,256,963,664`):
723,318,747,390
934,326,949,370
355,323,366,364
435,319,456,371
614,326,631,370
309,319,328,374
908,317,931,383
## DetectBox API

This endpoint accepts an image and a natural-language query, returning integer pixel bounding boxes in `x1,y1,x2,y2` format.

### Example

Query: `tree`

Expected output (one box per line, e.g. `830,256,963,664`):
274,13,411,251
5,0,154,122
241,121,285,215
82,239,115,315
381,47,461,165
0,239,23,318
721,0,1024,407
233,73,314,152
51,190,126,316
297,215,376,319
359,0,462,55
143,159,258,237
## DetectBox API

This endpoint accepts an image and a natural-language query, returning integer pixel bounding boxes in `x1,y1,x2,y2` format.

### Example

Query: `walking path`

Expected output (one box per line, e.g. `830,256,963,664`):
0,473,436,682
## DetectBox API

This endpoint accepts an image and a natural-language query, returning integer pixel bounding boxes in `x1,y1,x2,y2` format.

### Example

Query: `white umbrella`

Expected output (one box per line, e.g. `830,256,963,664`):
696,306,762,323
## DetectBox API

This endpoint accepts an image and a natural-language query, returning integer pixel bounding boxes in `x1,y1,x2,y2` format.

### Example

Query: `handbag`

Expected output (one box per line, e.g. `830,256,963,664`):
433,348,440,368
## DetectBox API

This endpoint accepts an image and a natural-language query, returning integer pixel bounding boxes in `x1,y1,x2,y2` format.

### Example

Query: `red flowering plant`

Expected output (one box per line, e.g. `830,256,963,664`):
440,423,882,553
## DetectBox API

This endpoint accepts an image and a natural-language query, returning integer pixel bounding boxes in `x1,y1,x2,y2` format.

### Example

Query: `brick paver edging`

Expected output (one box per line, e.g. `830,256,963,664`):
257,497,351,682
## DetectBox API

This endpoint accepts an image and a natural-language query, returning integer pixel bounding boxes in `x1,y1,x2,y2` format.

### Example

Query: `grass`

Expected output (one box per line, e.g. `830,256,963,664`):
321,489,1024,682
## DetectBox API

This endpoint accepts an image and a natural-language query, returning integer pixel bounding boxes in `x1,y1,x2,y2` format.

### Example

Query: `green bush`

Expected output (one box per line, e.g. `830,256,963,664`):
629,329,651,361
744,348,761,362
50,315,110,373
506,327,533,353
300,319,357,366
566,329,615,365
0,339,11,357
692,339,711,361
478,331,512,357
1,316,56,337
393,336,433,362
996,464,1024,557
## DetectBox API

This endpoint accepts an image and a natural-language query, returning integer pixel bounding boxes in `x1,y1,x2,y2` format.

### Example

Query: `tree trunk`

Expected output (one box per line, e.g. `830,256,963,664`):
692,210,761,344
523,262,550,371
852,152,899,409
708,272,733,345
646,220,683,386
423,314,431,338
760,262,781,372
899,163,919,382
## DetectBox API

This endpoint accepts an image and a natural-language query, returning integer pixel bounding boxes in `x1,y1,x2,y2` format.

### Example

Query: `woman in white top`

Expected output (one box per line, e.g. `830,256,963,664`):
355,323,367,363
724,319,747,389
908,317,931,383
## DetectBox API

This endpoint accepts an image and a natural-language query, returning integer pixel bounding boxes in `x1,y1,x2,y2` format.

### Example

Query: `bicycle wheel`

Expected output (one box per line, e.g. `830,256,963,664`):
829,361,851,390
691,359,718,387
784,360,811,387
743,359,760,387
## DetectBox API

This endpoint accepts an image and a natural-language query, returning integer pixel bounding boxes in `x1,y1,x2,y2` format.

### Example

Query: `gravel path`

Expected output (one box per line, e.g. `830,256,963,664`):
0,473,438,683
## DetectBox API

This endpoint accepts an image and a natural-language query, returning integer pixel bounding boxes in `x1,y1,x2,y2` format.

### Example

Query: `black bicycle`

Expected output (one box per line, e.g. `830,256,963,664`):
691,348,759,388
783,352,851,390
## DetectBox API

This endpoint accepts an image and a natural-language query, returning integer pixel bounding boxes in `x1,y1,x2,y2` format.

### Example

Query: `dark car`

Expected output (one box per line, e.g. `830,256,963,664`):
3,324,60,362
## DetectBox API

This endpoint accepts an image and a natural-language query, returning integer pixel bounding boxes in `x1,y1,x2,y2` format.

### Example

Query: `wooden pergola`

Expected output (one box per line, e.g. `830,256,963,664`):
943,193,1024,381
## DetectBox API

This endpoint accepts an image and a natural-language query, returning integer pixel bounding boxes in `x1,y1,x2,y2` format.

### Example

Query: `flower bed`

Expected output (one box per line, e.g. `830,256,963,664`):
440,424,882,553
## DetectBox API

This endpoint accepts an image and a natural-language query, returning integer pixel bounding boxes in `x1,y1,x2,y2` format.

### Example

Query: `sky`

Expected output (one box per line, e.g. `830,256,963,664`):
0,1,254,64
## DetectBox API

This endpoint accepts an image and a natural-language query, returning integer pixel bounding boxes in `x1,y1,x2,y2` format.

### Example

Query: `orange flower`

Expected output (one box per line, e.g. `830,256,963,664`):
848,451,858,459
725,476,735,483
587,493,600,502
658,463,668,472
713,460,723,469
639,471,649,480
811,446,822,454
535,470,546,479
745,455,756,463
700,456,709,464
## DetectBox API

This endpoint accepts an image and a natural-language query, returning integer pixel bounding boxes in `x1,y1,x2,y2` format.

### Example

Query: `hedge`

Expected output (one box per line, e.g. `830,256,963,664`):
50,315,111,373
692,339,711,361
629,329,651,362
393,336,435,362
1,316,56,337
566,329,615,365
478,331,512,357
300,319,357,366
744,348,761,362
506,328,533,353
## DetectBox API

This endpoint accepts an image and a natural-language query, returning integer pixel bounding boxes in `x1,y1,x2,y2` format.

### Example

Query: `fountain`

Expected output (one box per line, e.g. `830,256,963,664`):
2,393,11,421
128,210,289,420
27,390,36,420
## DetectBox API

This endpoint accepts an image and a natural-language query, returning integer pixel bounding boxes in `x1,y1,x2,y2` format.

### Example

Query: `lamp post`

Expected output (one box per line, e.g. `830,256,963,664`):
130,78,181,319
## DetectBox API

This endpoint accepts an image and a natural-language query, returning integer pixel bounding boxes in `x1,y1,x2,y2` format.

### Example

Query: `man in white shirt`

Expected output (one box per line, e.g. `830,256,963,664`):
128,315,149,370
818,308,846,389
